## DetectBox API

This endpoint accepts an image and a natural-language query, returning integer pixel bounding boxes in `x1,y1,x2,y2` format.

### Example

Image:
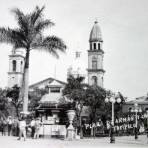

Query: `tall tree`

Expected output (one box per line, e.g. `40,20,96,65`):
85,85,106,136
6,85,22,117
0,88,10,119
63,75,88,137
0,6,66,112
86,85,106,125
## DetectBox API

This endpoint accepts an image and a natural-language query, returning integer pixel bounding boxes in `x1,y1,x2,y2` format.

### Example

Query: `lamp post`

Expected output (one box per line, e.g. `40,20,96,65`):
105,93,121,143
131,103,142,140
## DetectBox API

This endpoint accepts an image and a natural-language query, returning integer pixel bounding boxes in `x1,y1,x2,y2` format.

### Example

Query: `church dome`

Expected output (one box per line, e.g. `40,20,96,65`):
89,21,102,42
67,51,86,78
71,57,86,76
12,48,26,57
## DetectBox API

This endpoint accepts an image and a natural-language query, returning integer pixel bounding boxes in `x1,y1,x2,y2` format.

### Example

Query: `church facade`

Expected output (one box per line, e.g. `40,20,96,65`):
8,21,105,89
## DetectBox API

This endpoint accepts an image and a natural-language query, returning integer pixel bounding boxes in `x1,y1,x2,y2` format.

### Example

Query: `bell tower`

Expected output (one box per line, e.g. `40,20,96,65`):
87,21,105,87
8,49,25,87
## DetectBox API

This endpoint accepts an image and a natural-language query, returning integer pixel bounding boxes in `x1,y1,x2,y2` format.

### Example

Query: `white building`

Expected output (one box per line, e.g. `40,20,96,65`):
8,48,25,87
87,21,105,87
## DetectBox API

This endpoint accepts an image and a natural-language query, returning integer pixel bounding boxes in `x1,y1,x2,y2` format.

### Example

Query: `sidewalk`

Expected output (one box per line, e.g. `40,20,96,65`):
0,135,147,148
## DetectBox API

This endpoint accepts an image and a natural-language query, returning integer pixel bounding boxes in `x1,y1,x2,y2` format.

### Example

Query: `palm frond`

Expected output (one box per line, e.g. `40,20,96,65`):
0,27,13,43
32,35,66,58
0,27,27,49
11,8,29,35
30,6,45,25
35,19,54,33
43,36,67,51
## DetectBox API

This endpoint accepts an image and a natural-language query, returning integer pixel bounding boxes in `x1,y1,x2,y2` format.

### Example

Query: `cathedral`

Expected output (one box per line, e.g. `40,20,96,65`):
7,21,105,137
8,21,105,89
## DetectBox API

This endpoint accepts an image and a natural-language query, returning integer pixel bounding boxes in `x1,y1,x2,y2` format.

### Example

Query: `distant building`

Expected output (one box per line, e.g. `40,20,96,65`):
29,77,66,92
122,95,148,113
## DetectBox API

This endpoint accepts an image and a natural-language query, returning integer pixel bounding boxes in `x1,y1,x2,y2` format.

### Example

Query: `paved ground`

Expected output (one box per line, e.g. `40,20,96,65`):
0,135,148,148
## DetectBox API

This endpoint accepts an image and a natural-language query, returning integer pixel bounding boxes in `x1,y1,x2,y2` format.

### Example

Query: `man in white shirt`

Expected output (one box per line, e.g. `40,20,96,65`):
7,116,13,136
34,118,41,139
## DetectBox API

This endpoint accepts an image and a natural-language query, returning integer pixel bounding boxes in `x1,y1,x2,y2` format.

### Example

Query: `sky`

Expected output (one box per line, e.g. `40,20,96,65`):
0,0,148,99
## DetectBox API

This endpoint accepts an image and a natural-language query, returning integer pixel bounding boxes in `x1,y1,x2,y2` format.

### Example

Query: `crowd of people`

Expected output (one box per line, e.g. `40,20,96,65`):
0,115,148,140
0,116,42,141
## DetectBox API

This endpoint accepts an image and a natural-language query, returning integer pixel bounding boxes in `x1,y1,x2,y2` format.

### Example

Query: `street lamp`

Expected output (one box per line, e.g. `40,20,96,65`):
105,93,121,143
131,103,142,140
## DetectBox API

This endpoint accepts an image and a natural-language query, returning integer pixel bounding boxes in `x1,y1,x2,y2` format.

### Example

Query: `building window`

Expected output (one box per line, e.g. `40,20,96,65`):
21,61,23,72
50,87,60,93
92,76,97,85
102,77,103,84
12,60,16,72
98,43,100,50
92,56,97,69
93,43,96,50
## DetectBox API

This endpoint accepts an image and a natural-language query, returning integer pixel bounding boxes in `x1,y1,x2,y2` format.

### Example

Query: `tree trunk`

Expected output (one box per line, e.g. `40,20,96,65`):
16,106,19,117
92,108,96,138
79,115,83,138
23,49,30,113
23,68,29,112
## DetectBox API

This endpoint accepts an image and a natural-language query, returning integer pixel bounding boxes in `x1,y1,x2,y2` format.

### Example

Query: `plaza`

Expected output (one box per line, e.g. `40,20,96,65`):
0,135,148,148
0,1,148,147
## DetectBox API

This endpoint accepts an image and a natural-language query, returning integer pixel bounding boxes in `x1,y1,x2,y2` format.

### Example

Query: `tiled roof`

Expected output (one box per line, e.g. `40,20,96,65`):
29,77,66,89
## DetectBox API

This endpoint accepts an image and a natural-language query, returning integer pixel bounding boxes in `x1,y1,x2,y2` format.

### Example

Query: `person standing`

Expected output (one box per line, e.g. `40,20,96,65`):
13,117,19,136
34,118,41,139
7,116,13,136
17,117,26,141
30,118,35,138
1,117,6,136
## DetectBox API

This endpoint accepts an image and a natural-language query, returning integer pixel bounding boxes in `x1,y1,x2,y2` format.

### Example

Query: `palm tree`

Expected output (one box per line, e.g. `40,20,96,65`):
0,6,66,113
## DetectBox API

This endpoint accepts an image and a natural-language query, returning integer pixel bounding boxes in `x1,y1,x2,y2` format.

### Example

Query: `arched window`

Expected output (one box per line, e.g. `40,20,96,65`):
92,56,97,69
92,76,97,85
93,43,96,50
12,60,16,72
102,77,104,85
98,43,100,50
21,61,23,72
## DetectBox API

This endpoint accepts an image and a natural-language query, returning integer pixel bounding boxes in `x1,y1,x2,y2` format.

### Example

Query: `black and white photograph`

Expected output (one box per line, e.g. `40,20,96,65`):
0,0,148,147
